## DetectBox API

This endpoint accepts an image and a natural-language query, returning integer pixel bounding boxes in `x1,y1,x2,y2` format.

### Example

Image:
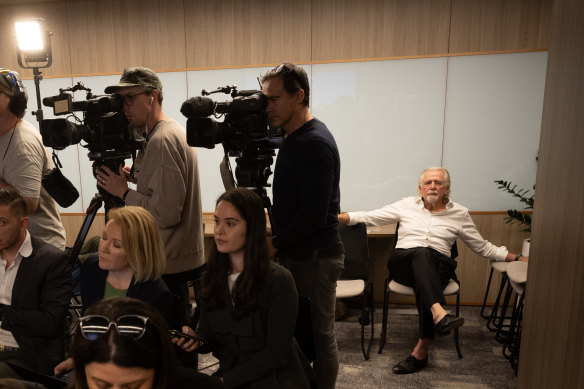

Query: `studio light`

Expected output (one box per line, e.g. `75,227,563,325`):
14,18,52,68
14,18,53,124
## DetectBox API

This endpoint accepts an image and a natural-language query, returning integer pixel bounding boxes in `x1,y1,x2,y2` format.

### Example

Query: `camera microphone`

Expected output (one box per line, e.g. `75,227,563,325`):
181,97,216,118
42,95,65,107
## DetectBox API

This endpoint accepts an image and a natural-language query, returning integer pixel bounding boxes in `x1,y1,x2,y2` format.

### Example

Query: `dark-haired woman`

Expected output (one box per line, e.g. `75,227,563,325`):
70,297,222,389
174,188,312,388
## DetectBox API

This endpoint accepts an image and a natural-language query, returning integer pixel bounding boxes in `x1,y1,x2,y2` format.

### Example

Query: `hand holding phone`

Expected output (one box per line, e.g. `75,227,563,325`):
169,329,205,345
170,327,204,353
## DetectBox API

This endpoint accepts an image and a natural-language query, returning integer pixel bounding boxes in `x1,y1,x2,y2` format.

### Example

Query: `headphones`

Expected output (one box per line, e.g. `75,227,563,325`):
0,69,28,118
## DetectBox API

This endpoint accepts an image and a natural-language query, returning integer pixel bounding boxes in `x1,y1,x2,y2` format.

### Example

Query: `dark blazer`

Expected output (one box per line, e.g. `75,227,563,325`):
80,254,175,326
198,262,312,389
1,237,71,374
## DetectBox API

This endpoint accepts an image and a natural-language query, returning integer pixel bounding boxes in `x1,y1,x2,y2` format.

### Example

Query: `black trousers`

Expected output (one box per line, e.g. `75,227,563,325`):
162,265,205,327
388,247,456,339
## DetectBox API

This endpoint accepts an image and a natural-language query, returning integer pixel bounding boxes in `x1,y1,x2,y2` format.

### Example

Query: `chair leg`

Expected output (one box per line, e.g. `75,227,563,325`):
487,274,509,332
359,282,375,360
454,287,463,359
509,295,524,375
367,282,375,358
480,267,494,319
494,281,515,342
378,278,390,354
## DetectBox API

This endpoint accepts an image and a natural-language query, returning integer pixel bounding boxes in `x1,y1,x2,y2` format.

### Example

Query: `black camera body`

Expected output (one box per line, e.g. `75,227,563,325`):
40,82,144,164
181,85,282,189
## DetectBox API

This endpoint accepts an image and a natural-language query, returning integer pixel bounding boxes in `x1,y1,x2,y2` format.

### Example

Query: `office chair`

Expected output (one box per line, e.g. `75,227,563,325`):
336,223,374,360
378,223,462,359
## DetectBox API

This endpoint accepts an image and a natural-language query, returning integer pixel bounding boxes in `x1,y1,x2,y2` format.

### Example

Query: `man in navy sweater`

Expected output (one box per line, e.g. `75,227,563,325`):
262,63,344,389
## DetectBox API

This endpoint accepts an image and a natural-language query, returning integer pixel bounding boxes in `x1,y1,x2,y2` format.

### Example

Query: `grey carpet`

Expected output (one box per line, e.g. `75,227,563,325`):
198,305,517,388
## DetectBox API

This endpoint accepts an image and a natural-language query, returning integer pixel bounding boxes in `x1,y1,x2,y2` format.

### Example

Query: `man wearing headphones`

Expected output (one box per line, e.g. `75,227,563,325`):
96,67,204,327
0,68,66,250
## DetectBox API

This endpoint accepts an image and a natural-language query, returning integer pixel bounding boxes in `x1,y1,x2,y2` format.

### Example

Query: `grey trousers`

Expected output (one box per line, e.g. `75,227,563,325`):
279,253,344,389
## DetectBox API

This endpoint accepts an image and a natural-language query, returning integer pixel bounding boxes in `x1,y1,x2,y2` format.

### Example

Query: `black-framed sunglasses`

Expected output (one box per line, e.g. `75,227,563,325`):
119,91,149,106
78,314,149,340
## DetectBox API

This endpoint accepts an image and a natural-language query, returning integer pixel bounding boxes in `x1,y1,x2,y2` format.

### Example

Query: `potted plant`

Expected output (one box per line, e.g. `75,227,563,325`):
494,180,534,256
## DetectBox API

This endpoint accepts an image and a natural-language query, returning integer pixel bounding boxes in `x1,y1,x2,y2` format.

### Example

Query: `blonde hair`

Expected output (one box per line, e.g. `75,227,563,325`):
417,166,451,204
107,206,166,282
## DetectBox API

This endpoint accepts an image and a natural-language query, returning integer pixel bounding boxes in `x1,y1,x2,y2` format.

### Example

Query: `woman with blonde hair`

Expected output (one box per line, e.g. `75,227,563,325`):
55,206,174,377
79,206,170,316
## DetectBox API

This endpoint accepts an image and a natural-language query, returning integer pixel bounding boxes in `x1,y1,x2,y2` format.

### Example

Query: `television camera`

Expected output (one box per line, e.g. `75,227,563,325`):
40,82,144,174
180,85,282,195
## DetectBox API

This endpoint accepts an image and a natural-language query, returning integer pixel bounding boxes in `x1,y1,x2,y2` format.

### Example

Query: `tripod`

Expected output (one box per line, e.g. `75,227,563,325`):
67,192,123,268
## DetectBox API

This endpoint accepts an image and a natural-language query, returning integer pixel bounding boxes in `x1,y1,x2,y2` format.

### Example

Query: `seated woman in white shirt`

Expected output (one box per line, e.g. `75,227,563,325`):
338,166,527,375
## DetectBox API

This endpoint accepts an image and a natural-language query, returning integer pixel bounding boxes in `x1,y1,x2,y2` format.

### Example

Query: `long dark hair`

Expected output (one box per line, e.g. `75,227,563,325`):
71,297,177,389
201,188,270,317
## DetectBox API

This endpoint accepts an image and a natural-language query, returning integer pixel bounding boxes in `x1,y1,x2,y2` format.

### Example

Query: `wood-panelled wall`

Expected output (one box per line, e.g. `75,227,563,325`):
518,0,584,386
0,0,550,78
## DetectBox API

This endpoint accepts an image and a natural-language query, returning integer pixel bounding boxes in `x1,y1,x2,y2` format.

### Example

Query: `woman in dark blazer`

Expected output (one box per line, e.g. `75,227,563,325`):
174,188,312,389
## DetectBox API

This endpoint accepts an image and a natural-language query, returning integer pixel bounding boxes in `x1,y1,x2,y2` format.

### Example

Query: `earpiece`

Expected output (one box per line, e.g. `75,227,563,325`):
150,97,154,104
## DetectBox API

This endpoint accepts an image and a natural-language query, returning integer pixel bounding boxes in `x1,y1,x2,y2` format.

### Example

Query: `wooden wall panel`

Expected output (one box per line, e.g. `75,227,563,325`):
62,214,105,248
66,0,187,75
450,0,551,54
185,0,311,68
518,0,584,386
0,1,72,78
312,0,451,61
456,214,530,304
1,0,551,75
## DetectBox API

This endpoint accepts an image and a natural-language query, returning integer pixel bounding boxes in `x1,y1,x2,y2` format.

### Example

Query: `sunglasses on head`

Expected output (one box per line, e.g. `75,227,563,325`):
78,314,149,340
0,69,18,93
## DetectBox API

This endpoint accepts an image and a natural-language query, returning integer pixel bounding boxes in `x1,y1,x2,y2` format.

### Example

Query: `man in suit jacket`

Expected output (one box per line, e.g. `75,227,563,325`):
0,186,71,375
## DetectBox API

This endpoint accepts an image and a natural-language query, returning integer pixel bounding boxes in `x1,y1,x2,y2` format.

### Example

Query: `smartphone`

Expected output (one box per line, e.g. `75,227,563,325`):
169,329,205,345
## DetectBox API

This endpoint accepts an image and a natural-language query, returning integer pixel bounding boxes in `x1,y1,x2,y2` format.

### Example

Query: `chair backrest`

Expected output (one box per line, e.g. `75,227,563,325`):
338,223,369,280
393,222,458,259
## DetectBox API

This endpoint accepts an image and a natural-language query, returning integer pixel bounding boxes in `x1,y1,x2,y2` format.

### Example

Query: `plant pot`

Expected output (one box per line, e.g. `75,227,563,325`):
521,238,530,257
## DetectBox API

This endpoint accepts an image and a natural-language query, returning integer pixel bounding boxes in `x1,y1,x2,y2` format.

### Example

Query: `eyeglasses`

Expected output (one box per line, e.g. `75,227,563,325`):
119,91,148,106
78,314,149,340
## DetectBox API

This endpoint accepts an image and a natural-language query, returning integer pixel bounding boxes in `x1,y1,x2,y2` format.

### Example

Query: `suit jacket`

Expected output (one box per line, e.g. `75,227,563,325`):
198,262,312,389
1,237,71,374
80,254,175,326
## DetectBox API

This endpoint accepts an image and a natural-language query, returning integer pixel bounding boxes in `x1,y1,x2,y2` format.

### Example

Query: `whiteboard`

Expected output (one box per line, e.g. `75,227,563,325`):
18,52,546,213
442,51,546,211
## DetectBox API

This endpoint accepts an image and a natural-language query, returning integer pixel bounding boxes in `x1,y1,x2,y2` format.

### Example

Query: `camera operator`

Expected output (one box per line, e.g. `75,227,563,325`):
95,67,204,326
262,63,344,389
0,68,66,250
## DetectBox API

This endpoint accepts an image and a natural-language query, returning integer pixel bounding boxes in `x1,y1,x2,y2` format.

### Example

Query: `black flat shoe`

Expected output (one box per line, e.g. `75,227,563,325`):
392,355,428,374
435,314,464,337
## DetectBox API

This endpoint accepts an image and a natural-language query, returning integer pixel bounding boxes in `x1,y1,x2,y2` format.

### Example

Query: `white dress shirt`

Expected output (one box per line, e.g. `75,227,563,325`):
347,197,508,261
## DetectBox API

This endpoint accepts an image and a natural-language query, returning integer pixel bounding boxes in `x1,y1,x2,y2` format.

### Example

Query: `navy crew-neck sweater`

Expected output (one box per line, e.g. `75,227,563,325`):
272,118,343,260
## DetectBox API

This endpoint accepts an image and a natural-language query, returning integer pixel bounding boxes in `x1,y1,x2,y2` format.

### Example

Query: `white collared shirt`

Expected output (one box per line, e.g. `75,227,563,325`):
0,230,33,347
348,197,508,261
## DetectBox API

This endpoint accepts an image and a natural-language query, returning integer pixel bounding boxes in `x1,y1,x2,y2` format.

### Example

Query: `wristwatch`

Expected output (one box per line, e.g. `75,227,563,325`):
514,254,521,261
